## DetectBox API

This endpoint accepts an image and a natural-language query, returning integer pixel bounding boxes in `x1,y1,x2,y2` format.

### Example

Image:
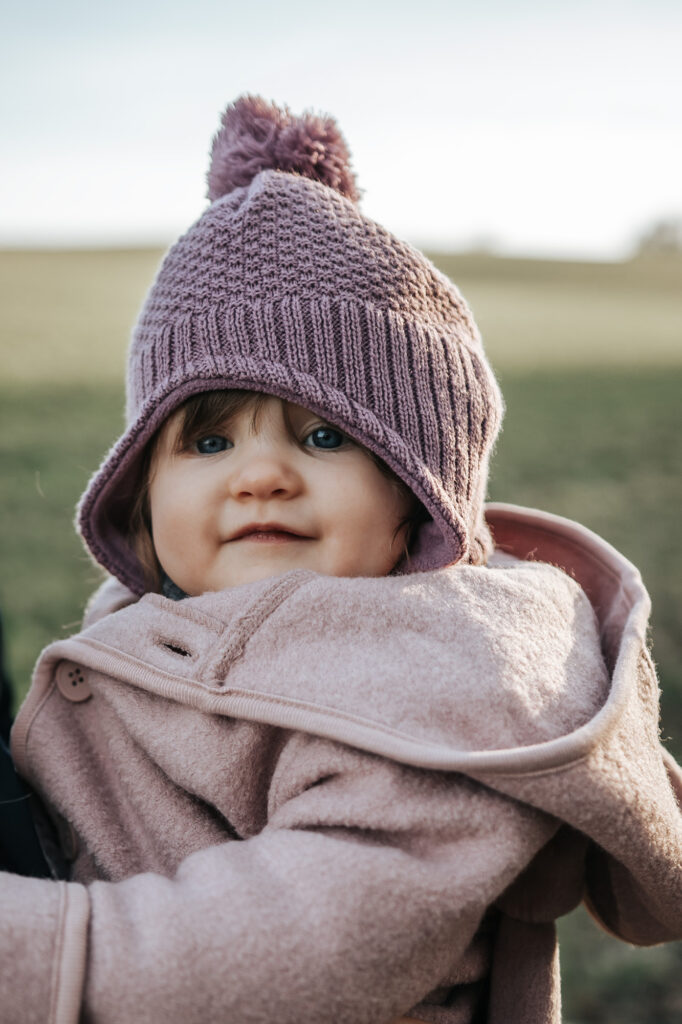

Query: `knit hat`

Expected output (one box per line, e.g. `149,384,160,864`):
77,95,504,595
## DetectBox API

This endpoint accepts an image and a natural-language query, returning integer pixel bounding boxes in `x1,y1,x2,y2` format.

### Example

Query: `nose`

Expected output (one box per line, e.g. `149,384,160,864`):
228,441,303,501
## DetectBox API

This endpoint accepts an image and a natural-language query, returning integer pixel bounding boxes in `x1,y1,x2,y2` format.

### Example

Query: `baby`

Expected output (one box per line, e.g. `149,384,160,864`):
3,96,681,1024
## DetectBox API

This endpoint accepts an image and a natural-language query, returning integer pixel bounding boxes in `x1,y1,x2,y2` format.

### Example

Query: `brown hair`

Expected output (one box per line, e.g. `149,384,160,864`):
128,389,431,592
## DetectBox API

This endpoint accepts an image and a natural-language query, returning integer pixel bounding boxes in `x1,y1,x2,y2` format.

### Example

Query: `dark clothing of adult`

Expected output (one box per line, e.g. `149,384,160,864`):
0,611,50,877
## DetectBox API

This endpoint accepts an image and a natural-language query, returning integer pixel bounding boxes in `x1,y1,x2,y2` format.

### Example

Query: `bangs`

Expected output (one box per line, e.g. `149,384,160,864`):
173,389,274,452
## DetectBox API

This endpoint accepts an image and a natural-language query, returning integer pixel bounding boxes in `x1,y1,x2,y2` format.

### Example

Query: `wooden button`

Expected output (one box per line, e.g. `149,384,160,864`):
55,661,92,703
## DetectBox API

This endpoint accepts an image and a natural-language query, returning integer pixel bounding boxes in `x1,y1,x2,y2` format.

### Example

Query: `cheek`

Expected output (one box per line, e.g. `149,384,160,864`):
149,473,195,552
333,465,408,537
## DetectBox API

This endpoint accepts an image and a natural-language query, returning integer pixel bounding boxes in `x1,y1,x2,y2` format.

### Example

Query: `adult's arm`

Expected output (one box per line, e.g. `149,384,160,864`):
0,734,557,1024
0,610,51,878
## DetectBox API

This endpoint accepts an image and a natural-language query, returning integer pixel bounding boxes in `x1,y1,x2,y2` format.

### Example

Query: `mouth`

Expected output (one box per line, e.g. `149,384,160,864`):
229,522,312,543
237,532,307,544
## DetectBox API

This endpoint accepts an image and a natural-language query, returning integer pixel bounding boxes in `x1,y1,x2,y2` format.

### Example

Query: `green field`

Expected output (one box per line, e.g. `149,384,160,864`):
1,248,681,1022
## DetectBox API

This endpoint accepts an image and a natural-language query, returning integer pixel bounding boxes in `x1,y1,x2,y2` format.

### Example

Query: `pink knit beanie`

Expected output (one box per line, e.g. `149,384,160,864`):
77,95,504,595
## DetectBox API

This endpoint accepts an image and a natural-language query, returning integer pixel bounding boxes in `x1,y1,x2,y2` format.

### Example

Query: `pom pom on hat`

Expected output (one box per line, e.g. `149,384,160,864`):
206,94,361,204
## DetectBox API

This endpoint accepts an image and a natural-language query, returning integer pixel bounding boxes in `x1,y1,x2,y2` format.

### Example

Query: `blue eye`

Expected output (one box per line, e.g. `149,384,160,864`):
305,426,347,450
195,435,230,455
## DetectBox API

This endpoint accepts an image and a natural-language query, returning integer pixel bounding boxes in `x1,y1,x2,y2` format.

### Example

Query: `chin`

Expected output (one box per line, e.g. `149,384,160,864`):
225,565,294,589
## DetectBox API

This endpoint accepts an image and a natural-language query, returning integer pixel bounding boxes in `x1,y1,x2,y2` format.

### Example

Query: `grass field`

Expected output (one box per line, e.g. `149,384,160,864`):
1,248,681,1022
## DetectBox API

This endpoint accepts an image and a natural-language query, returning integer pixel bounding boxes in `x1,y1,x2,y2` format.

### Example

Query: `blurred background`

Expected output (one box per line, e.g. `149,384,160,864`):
1,1,681,1020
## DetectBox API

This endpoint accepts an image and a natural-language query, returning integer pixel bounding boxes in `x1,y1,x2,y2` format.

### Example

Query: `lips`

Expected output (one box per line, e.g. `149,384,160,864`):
229,522,310,541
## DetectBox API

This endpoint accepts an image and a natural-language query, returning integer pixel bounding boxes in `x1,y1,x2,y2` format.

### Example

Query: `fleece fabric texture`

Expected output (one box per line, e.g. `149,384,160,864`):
5,504,682,1024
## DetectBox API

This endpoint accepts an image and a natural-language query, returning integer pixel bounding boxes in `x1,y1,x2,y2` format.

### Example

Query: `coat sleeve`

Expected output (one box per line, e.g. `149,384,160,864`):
582,744,682,945
0,734,558,1024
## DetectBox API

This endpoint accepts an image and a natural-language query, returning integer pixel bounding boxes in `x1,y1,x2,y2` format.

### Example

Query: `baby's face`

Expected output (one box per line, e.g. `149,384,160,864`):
148,395,415,595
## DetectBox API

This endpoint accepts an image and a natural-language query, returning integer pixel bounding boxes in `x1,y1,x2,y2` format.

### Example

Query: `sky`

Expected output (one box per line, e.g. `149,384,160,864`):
2,0,681,259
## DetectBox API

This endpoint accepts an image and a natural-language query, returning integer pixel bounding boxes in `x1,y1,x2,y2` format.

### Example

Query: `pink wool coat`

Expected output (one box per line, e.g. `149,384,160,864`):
4,504,682,1024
